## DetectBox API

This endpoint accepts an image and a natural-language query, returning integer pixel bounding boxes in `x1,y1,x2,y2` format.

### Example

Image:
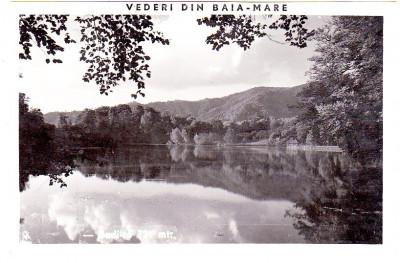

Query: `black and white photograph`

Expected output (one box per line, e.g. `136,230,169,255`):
1,0,400,261
17,13,383,244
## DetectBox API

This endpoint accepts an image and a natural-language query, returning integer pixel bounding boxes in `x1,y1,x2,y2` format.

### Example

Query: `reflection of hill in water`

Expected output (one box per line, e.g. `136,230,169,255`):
75,146,356,201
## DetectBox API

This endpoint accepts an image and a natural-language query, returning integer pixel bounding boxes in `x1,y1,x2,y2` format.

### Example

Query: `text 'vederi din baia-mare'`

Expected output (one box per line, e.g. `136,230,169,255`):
126,3,288,12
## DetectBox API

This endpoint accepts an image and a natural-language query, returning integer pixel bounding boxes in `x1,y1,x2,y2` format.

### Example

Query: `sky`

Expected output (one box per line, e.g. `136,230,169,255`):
18,15,328,113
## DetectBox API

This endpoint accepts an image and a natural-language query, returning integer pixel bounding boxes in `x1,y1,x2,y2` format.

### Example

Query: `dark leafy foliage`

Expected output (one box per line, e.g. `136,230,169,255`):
269,15,314,48
197,15,315,51
76,15,169,96
19,15,74,62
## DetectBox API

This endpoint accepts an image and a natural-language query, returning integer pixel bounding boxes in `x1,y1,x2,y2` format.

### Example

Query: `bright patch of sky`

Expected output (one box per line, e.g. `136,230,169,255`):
18,15,328,113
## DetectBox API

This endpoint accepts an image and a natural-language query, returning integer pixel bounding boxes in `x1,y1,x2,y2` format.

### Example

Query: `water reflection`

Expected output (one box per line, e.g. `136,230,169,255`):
20,145,382,243
285,167,382,244
21,173,303,243
19,146,75,192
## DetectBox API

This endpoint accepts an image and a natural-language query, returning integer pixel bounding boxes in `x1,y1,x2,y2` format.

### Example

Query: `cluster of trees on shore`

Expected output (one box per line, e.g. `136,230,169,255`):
19,90,302,149
53,102,299,147
168,115,297,145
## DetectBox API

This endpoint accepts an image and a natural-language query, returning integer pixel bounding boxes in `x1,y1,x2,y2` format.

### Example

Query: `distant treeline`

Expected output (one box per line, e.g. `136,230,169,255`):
53,102,298,147
61,101,350,148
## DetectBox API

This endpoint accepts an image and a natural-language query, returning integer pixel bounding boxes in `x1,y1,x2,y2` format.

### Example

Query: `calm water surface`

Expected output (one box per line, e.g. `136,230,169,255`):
20,145,382,244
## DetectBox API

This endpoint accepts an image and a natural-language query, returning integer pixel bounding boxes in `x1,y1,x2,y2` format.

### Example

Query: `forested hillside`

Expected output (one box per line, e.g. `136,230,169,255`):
44,85,303,126
146,85,304,122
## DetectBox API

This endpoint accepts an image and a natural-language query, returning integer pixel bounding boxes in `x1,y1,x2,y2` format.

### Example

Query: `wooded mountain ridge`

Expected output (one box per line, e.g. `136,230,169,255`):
44,84,305,126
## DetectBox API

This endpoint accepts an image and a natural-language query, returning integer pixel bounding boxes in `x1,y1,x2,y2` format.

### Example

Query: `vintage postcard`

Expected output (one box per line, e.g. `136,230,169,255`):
0,0,399,262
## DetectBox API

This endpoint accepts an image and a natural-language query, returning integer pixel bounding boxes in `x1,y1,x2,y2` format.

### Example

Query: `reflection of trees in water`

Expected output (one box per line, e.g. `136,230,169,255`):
20,156,75,192
169,145,191,162
19,147,75,192
73,146,363,202
193,146,223,160
76,147,174,182
285,167,382,244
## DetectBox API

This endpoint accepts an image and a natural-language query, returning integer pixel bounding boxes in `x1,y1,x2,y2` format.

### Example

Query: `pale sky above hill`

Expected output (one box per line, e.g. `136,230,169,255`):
18,15,328,113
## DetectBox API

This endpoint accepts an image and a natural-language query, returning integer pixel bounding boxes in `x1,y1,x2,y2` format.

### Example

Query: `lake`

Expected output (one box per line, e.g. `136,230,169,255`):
19,145,382,244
